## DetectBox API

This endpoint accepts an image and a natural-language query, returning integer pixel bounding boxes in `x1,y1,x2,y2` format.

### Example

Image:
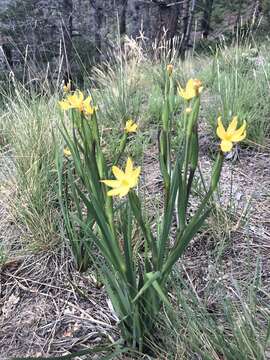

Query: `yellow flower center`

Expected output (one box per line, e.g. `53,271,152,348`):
121,179,130,187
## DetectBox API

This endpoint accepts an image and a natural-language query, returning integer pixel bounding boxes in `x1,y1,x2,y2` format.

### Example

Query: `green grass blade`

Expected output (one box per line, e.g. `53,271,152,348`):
132,272,161,303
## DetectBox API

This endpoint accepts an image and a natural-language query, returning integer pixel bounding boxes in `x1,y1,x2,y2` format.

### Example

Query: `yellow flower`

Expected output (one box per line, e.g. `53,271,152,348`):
178,79,203,101
59,90,95,116
124,119,138,133
167,64,173,76
216,116,246,152
59,99,71,111
63,147,71,157
63,80,71,93
101,157,140,197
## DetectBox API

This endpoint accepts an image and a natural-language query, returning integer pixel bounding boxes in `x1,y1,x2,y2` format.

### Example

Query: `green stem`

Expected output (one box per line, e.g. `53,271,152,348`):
114,133,128,166
163,152,224,276
128,191,158,269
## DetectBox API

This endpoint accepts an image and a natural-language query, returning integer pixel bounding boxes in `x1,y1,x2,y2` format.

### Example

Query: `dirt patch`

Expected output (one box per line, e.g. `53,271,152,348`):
0,250,118,358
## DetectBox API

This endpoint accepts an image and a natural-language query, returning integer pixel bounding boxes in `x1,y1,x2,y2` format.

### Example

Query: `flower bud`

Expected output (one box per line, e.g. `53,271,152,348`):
63,147,71,157
193,79,203,96
167,64,173,77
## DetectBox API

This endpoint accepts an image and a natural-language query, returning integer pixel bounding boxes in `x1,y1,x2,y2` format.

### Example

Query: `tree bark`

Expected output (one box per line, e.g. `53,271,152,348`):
180,0,196,58
89,0,103,61
116,0,128,36
148,0,181,43
201,0,214,38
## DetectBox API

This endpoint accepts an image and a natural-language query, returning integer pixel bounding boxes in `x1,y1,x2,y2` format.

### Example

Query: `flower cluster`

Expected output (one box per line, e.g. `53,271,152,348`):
59,80,247,199
59,90,96,116
176,78,246,152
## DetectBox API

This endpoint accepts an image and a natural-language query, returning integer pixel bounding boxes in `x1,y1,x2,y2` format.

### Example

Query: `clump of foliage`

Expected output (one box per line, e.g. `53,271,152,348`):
56,66,246,353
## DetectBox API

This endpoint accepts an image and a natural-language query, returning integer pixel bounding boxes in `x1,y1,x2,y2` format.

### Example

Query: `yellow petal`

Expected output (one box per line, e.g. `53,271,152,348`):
76,90,84,102
185,79,197,100
178,86,186,99
59,100,71,111
230,121,247,142
125,120,137,133
220,140,233,152
107,188,122,197
67,94,78,108
101,179,121,188
127,124,137,133
118,186,131,197
238,130,246,141
125,157,133,175
112,165,125,180
232,130,246,143
85,95,92,103
134,166,141,178
186,79,195,91
68,90,84,108
83,97,92,107
129,166,141,187
125,120,133,128
216,117,227,140
181,78,203,99
83,99,94,115
108,186,130,197
227,116,238,135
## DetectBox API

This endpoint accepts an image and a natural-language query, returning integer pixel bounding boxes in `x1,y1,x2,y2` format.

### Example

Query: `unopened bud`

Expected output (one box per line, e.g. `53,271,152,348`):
193,79,203,96
63,80,71,93
167,64,173,77
63,147,71,157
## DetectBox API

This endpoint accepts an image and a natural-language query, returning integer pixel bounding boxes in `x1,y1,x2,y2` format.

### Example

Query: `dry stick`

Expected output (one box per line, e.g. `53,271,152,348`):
57,298,115,329
3,272,72,292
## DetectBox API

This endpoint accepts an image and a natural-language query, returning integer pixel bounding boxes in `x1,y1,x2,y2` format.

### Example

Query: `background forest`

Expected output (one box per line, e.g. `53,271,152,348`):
0,0,267,81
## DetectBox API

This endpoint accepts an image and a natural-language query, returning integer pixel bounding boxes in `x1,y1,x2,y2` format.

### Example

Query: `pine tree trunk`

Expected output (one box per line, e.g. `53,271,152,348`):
201,0,214,38
180,0,196,58
117,0,128,36
89,0,103,61
126,0,180,44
